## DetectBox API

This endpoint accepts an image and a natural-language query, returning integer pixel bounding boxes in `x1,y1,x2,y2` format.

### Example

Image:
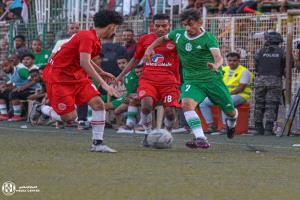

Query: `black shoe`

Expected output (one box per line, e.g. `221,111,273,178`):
225,119,235,139
253,122,264,135
264,130,275,136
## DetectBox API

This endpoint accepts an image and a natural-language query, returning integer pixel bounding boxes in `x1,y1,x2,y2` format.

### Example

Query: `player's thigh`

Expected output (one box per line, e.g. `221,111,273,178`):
48,83,76,115
180,83,206,103
206,79,235,113
159,85,181,108
76,81,101,108
137,80,159,105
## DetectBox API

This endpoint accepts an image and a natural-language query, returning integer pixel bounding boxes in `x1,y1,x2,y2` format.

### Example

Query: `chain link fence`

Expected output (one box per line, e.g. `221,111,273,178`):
1,13,300,130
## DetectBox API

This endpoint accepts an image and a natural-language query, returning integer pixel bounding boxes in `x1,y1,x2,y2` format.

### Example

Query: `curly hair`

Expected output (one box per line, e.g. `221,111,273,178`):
94,10,123,28
180,8,200,22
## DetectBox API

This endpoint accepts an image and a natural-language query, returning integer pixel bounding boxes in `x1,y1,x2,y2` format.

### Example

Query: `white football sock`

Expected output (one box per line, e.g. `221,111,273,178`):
41,105,62,121
141,112,152,134
91,110,105,141
184,111,206,139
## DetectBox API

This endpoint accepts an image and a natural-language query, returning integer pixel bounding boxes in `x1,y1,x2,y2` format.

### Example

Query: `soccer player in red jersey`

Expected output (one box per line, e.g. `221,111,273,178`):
116,14,181,146
30,10,123,153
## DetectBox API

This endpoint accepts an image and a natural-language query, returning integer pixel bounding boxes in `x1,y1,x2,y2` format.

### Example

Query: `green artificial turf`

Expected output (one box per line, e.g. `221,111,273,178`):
1,121,300,200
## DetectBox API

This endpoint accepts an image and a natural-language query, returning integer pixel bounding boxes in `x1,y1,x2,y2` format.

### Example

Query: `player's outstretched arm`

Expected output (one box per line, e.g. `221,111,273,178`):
116,57,140,84
80,53,120,98
144,35,169,62
207,48,224,71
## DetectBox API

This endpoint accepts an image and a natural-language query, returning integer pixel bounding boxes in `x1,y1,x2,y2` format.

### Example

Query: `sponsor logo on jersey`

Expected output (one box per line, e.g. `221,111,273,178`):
196,45,202,49
58,103,67,111
185,43,192,51
139,90,146,97
151,54,165,63
166,43,175,50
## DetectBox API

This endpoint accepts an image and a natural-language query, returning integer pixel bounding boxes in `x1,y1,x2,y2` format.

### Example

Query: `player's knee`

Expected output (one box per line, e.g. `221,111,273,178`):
89,99,104,111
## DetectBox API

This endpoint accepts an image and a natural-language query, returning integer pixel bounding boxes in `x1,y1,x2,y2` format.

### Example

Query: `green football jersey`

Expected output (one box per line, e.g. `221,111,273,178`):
168,28,222,83
124,69,138,96
32,49,51,68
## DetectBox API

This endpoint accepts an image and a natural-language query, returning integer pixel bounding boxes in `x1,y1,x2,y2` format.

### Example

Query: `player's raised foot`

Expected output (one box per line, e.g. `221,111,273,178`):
185,137,210,149
90,144,117,153
8,115,23,122
0,114,9,121
225,118,236,139
225,119,235,139
28,102,42,125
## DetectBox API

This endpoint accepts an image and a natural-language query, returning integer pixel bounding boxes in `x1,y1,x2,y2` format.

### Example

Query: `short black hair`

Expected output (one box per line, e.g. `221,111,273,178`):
94,10,123,28
117,55,128,61
226,52,240,59
14,35,25,41
180,8,200,22
21,53,35,61
153,13,170,22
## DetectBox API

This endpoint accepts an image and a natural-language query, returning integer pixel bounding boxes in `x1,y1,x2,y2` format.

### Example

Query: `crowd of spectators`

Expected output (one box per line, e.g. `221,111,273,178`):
1,1,300,134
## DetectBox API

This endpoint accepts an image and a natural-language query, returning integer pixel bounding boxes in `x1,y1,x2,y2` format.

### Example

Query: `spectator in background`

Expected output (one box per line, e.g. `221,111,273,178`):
45,31,56,51
101,36,128,77
31,38,51,68
27,67,45,102
0,58,10,120
13,35,30,58
20,53,37,70
0,57,36,121
52,22,80,55
199,52,253,133
122,29,136,59
185,0,196,9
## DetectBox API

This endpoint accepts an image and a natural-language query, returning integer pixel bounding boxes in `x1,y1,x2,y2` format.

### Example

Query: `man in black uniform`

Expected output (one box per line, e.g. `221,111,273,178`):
253,31,285,136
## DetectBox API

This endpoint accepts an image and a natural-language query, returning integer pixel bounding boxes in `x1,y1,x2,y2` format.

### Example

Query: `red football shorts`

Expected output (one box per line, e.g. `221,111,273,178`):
46,80,100,115
137,79,181,108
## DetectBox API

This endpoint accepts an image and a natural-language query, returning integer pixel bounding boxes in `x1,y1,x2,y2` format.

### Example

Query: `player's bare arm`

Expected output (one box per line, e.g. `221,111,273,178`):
80,52,120,98
207,48,223,71
116,57,140,83
144,35,169,62
90,60,116,83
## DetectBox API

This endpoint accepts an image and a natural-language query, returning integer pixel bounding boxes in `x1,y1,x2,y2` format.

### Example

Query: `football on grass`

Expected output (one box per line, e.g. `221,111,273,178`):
147,129,174,149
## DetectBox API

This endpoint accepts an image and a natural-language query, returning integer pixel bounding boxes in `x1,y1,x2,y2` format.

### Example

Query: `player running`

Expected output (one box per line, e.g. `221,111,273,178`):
144,8,238,149
29,10,123,153
116,14,181,146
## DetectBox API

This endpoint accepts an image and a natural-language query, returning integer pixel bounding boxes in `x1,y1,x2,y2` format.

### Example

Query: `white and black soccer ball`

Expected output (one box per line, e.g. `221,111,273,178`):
147,129,174,149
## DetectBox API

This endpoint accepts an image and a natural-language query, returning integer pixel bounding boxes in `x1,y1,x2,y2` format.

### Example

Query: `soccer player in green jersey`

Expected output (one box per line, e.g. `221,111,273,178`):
144,8,238,149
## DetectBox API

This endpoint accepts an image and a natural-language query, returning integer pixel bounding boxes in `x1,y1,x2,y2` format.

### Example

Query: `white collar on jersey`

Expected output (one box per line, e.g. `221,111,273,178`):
184,27,206,40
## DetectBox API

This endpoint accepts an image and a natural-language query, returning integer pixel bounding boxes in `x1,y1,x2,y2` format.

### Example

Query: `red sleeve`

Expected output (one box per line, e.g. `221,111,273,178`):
133,35,146,60
78,33,94,54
